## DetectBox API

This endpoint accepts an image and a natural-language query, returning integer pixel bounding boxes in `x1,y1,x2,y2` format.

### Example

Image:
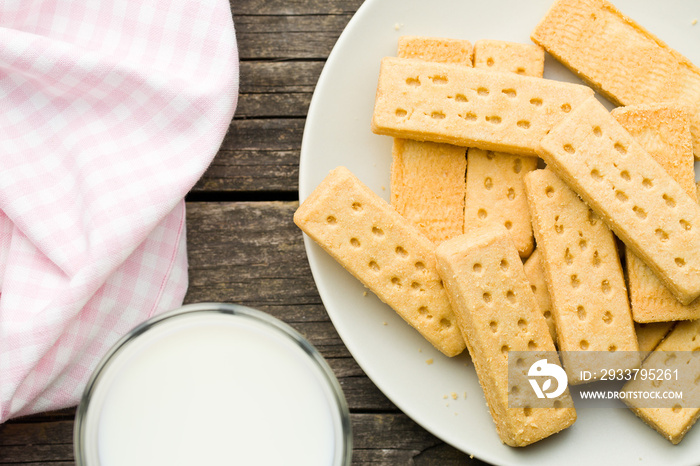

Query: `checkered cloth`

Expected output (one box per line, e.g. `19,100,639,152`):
0,1,239,422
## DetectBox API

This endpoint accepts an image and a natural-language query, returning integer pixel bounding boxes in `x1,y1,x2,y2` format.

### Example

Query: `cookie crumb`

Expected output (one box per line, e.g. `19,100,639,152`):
426,358,434,365
394,22,404,31
451,392,458,400
692,18,698,25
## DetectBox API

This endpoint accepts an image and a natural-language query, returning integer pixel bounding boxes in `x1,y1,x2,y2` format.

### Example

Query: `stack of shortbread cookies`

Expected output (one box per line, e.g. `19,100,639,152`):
295,0,700,447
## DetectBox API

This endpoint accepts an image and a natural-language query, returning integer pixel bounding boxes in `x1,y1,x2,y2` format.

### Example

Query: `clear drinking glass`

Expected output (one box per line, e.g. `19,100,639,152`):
74,303,352,466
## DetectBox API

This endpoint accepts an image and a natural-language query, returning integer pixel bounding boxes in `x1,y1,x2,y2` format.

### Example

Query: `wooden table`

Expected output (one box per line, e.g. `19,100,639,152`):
0,1,486,464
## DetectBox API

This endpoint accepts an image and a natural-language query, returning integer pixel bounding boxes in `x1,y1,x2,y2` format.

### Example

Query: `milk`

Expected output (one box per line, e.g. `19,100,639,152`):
78,308,348,466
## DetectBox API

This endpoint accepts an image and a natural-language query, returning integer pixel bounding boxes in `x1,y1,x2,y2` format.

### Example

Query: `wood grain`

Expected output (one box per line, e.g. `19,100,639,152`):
236,14,353,60
194,120,302,193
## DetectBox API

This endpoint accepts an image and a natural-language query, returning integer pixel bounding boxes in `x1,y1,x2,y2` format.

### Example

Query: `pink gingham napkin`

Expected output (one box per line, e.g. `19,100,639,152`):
0,1,238,422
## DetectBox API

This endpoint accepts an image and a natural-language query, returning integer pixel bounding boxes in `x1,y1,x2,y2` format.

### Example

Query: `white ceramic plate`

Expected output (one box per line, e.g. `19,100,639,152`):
298,1,700,464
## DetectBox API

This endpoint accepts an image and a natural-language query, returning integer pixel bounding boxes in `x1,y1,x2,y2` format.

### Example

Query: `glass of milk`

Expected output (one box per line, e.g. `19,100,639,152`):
74,303,352,466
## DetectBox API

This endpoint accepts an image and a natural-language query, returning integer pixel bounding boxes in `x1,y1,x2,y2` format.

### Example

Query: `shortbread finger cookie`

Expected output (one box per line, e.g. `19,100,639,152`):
463,41,544,257
612,104,700,322
635,322,675,355
397,36,473,66
622,320,700,444
523,249,556,344
436,226,576,447
465,149,536,257
371,57,594,156
391,140,466,243
294,167,465,357
391,37,472,244
611,104,695,196
531,0,700,158
537,97,700,305
473,40,544,77
524,168,640,384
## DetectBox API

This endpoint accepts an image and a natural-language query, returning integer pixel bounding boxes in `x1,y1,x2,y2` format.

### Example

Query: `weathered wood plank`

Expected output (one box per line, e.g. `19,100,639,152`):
232,0,364,16
0,420,73,447
192,152,299,193
219,118,303,153
193,120,302,193
236,93,312,118
0,444,74,464
236,15,351,60
1,463,73,466
3,408,76,424
351,446,477,466
184,201,305,279
236,62,319,118
0,414,477,466
193,149,300,193
351,413,478,465
239,61,323,95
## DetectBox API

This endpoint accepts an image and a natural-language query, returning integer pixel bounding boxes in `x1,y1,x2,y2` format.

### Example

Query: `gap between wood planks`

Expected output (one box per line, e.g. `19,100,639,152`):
185,190,298,202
